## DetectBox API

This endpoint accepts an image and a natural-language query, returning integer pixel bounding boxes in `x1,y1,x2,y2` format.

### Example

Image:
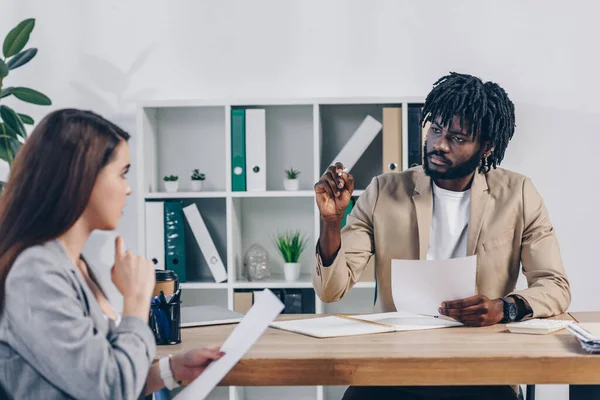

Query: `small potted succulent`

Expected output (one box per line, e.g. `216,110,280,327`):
274,230,308,281
283,167,300,191
163,175,179,192
190,169,205,191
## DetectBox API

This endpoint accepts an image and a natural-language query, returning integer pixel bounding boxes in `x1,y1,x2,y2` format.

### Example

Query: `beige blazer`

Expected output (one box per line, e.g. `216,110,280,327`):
313,166,571,318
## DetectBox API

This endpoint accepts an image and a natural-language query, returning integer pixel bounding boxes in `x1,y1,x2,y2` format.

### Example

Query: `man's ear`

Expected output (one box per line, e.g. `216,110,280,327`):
483,143,495,159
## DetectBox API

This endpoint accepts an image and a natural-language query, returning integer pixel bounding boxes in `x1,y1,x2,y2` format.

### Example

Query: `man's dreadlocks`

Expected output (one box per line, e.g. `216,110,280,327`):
421,72,516,173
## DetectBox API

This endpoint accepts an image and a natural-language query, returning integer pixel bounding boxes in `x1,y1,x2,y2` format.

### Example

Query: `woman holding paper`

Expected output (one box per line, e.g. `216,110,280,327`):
0,109,223,399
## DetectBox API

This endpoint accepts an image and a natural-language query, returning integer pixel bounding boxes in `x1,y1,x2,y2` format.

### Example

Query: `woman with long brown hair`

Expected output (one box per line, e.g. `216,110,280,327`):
0,109,223,399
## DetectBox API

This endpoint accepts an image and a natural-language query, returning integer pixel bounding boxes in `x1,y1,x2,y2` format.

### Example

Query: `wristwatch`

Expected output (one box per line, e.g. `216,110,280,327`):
159,355,180,390
499,297,518,323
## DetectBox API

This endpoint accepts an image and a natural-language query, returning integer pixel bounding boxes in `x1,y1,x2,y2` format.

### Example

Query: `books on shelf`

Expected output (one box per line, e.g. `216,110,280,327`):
326,115,383,174
145,202,165,270
231,109,247,191
231,108,267,192
270,311,462,338
144,200,188,281
183,203,228,283
145,200,225,283
164,201,187,282
408,104,425,168
245,109,267,191
382,107,402,173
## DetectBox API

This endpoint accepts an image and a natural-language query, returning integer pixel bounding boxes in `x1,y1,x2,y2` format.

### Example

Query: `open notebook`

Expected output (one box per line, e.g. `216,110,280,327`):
269,311,462,338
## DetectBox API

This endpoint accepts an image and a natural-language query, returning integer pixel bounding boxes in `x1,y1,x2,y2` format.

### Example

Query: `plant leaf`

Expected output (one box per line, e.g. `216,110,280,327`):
12,87,51,105
0,105,27,138
17,113,34,125
6,48,37,70
3,18,35,58
0,59,8,78
0,131,19,163
0,87,13,99
10,136,22,155
0,122,18,140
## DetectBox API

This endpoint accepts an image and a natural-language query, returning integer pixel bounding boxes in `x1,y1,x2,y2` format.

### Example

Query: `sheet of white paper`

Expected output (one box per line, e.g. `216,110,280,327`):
174,289,284,400
391,256,477,317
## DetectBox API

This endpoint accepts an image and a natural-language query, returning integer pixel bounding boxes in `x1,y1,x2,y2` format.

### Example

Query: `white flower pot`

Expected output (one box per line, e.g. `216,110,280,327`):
283,262,301,281
283,179,299,191
164,181,179,193
190,180,204,191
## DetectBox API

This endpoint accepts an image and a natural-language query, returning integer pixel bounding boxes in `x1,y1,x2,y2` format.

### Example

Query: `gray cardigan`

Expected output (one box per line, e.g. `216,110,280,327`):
0,240,156,399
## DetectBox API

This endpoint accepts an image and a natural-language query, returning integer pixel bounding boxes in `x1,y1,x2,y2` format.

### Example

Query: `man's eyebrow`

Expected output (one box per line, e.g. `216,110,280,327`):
449,129,469,137
123,164,131,172
432,121,469,137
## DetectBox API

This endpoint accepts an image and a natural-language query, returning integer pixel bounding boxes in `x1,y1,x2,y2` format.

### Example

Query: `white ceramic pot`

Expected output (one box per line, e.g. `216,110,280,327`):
283,262,301,281
164,181,179,193
190,180,204,191
283,179,299,191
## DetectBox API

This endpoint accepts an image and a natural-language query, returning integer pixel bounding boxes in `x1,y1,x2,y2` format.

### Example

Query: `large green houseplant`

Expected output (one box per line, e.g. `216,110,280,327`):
0,18,52,191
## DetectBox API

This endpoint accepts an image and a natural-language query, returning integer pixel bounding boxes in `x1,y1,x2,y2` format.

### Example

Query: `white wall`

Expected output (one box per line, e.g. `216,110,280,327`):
2,1,598,398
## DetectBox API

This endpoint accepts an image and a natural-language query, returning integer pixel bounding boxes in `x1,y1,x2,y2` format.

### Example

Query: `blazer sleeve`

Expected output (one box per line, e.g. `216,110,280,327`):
4,252,156,400
313,176,379,303
508,177,571,317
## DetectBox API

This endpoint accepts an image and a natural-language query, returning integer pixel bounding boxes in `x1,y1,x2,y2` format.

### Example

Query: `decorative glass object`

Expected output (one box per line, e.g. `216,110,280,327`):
243,243,270,281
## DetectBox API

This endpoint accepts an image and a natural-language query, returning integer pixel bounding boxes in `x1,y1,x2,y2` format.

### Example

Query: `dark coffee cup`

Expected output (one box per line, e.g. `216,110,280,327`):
153,269,178,298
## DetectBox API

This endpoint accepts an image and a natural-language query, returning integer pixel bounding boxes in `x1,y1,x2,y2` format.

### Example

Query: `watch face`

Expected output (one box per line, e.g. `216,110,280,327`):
508,303,518,320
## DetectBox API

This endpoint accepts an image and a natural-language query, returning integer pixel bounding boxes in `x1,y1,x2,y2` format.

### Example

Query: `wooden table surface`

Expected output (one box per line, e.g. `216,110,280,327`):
156,312,600,386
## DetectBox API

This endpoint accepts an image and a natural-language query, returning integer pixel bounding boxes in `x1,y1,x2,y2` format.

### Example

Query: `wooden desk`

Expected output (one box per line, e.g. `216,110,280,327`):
157,312,600,386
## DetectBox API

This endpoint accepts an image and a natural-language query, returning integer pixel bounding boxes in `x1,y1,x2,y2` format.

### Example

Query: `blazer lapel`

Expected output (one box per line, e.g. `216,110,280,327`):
412,171,433,260
467,171,490,256
51,240,108,330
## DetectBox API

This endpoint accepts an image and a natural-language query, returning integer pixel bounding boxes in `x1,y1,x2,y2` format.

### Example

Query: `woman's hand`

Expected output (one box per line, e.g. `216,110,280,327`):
111,236,155,322
171,347,225,383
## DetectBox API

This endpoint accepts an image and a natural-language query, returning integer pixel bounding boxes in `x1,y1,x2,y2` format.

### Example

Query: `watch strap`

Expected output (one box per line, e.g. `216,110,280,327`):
159,355,180,390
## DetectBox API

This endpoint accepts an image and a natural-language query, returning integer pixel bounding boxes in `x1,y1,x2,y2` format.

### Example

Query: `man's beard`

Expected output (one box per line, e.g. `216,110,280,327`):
422,142,484,180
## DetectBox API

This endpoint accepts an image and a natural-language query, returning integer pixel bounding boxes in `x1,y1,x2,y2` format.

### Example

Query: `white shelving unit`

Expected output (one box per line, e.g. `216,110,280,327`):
136,97,424,400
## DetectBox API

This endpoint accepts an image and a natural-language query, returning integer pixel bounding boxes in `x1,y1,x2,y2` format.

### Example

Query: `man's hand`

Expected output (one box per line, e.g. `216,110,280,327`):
439,295,504,327
314,162,355,225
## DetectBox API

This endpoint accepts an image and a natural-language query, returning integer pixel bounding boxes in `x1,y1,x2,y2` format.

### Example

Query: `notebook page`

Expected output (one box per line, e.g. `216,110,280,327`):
270,315,394,338
358,312,462,330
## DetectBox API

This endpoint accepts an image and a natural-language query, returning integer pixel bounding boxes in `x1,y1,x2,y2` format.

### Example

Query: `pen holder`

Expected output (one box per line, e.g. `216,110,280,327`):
149,299,181,345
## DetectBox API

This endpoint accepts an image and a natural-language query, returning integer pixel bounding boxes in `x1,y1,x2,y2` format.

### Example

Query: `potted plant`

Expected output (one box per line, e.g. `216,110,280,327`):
190,169,205,191
283,167,300,191
163,175,178,192
0,18,52,192
274,230,308,281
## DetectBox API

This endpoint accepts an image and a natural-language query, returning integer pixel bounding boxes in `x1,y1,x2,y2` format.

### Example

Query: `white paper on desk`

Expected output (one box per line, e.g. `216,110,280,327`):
391,256,477,317
174,289,284,400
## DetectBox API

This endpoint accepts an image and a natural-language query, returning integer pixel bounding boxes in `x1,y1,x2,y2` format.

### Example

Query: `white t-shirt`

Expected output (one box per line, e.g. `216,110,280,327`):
426,182,471,260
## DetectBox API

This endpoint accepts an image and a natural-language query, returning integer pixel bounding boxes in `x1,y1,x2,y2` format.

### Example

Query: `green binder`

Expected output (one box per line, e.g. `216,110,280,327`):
341,198,356,228
164,201,187,282
231,109,246,191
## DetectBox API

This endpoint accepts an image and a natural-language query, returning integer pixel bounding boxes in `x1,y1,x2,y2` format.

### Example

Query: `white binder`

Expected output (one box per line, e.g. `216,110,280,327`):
327,115,383,173
144,201,165,270
183,204,227,283
245,109,267,191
